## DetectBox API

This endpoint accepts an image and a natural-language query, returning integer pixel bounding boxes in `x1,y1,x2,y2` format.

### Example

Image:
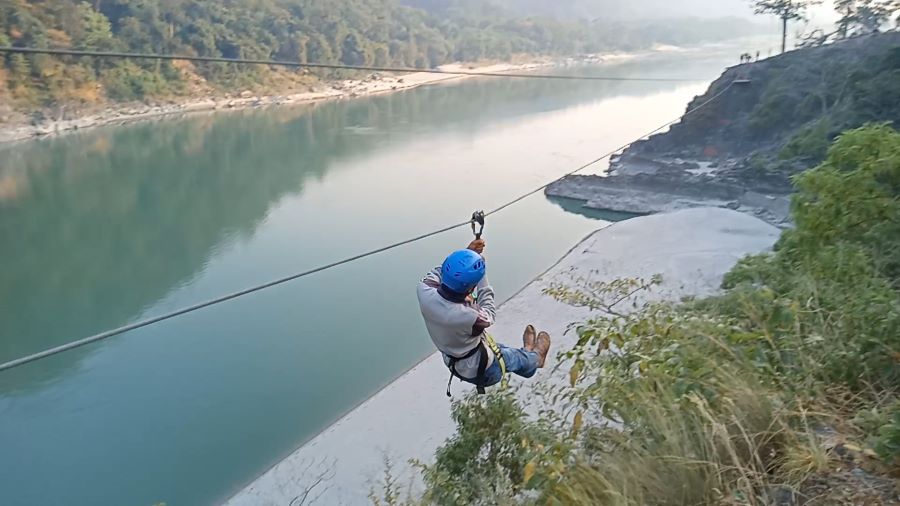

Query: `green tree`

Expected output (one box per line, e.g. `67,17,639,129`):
750,0,822,53
836,0,900,36
76,1,114,50
340,31,370,66
856,0,899,33
8,53,31,90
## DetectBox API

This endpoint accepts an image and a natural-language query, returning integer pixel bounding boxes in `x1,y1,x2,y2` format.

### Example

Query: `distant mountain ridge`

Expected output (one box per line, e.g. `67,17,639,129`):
401,0,755,20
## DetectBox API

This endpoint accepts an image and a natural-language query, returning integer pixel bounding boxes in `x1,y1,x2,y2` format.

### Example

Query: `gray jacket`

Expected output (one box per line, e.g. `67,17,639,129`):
416,266,497,379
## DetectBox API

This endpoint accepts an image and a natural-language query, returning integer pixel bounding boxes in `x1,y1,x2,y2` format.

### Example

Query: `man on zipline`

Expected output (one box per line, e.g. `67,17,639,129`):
417,238,552,395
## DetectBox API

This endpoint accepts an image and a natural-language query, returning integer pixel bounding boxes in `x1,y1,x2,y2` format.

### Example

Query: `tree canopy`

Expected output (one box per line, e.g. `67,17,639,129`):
749,0,822,52
1,0,762,107
836,0,900,36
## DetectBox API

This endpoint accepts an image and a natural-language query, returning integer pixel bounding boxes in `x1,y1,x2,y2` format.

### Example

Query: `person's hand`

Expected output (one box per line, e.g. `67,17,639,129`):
467,239,486,255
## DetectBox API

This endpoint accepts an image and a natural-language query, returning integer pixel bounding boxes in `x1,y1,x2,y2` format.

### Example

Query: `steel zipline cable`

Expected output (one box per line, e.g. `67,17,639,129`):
0,46,700,82
0,76,735,373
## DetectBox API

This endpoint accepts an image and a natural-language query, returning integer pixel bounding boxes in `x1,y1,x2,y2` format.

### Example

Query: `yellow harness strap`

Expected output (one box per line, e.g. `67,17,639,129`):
484,333,508,390
446,334,509,397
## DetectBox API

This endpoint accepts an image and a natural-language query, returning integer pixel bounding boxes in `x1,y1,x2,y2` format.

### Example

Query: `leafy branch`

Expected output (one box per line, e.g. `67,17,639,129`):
543,270,663,318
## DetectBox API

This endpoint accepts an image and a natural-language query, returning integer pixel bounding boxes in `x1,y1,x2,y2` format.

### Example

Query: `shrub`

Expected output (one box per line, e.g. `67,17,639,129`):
416,392,568,506
779,120,832,161
873,402,900,464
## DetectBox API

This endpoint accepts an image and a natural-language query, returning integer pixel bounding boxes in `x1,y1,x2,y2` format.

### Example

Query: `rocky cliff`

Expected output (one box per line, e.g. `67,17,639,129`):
547,31,900,226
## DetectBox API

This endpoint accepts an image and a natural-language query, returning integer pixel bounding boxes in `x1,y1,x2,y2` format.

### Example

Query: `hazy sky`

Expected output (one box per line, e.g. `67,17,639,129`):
594,1,844,54
754,4,842,38
802,4,841,25
580,1,841,25
592,0,754,19
741,2,840,26
657,1,840,23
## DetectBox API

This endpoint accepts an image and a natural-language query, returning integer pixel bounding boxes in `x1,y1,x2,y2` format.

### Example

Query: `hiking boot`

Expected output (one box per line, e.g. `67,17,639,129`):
534,331,552,368
522,325,536,352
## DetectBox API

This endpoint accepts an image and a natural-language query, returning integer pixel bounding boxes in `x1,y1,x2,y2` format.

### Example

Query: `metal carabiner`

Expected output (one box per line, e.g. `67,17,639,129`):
471,211,485,240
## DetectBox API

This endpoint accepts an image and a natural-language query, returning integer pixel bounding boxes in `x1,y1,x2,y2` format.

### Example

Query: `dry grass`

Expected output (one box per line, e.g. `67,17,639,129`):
545,372,865,506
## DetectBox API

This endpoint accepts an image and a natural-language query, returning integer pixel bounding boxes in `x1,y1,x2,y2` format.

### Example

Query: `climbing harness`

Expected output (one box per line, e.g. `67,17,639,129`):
445,333,509,397
485,334,509,392
444,211,508,397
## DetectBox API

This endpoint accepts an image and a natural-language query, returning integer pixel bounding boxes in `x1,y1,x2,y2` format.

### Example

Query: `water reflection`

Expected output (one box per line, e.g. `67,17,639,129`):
0,48,732,393
548,196,645,222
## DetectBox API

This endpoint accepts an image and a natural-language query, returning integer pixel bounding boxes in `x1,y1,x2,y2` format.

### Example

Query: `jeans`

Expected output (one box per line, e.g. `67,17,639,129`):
464,344,540,388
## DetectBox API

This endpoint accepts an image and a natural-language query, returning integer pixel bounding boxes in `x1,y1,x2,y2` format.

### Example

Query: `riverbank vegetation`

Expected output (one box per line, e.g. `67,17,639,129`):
382,124,900,504
757,38,900,163
0,0,762,110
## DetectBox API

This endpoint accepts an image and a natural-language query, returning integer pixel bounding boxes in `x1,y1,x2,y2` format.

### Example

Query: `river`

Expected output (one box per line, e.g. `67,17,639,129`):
0,43,747,505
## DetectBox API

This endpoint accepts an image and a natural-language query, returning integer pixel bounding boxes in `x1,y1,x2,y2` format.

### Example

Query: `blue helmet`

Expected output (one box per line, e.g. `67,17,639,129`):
441,249,486,294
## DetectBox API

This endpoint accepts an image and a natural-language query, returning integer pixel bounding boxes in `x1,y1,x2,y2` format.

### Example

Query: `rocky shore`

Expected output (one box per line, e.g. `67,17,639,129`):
546,33,900,229
544,61,797,228
546,152,794,227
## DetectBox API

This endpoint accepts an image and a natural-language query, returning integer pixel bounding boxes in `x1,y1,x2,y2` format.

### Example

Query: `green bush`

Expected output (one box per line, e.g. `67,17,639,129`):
100,63,176,101
416,392,567,506
779,120,832,161
856,400,900,465
873,402,900,464
748,91,797,134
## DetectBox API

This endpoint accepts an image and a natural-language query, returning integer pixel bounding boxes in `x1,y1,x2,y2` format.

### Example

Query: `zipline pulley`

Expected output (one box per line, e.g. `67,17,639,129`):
471,211,485,240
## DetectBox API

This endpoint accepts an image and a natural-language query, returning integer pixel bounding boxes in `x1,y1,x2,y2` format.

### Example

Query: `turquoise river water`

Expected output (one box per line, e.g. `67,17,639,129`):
0,44,744,505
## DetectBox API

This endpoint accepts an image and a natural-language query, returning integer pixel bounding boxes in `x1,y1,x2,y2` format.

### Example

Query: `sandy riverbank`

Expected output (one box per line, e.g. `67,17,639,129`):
225,208,780,505
0,61,562,145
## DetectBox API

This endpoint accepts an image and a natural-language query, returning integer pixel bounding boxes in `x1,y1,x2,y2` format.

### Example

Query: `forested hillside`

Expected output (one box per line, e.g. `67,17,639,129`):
0,0,761,109
630,32,900,179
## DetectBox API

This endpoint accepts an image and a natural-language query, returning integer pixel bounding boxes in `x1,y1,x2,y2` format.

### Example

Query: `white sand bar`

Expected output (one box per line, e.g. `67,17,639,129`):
226,208,781,505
